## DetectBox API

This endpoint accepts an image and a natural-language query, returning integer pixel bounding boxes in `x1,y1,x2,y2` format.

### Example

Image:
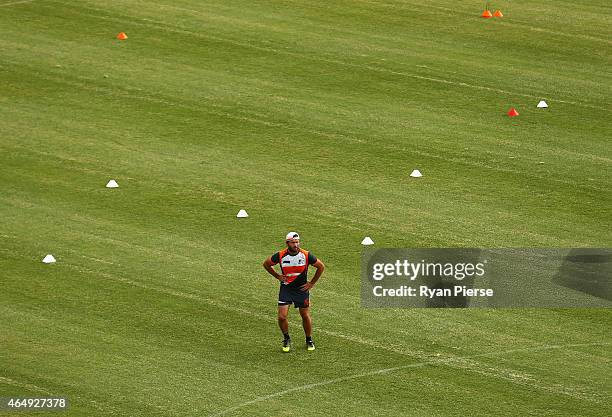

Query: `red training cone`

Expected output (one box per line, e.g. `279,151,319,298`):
493,10,504,17
117,32,128,40
507,108,519,117
481,10,493,18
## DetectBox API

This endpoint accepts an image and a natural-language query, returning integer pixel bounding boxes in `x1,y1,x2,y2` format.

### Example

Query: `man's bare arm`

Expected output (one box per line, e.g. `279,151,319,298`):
300,260,325,291
263,257,288,282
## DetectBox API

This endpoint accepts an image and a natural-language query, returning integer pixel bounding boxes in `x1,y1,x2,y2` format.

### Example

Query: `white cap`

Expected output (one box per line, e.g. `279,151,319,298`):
285,232,300,241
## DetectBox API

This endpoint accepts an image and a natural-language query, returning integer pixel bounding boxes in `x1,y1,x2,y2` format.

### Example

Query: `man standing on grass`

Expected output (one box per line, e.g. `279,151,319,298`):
263,232,325,352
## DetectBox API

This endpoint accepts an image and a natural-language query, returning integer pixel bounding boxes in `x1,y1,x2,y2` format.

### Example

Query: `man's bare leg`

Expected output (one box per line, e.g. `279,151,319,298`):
279,305,291,352
299,307,312,337
300,307,315,350
278,305,289,335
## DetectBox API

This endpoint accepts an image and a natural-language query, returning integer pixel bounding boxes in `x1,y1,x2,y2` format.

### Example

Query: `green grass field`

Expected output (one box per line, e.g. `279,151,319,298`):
1,0,611,415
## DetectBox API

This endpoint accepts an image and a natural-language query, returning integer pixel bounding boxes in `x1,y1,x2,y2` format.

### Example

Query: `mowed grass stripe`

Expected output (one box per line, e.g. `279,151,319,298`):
45,0,612,106
2,48,609,168
1,109,602,250
2,132,608,253
3,0,609,110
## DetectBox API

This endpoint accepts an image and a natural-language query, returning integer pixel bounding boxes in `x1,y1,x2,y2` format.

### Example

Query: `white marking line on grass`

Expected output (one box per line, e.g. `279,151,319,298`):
79,254,116,266
0,376,55,395
209,341,611,417
60,261,610,408
0,0,37,6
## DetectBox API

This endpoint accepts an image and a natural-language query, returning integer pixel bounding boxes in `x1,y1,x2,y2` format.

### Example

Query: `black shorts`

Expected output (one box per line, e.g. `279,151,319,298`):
278,285,310,308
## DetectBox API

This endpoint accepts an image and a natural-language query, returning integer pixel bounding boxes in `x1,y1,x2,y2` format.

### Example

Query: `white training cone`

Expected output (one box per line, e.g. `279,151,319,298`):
42,254,56,264
410,169,422,178
537,100,548,108
236,209,249,218
106,179,119,188
361,237,374,245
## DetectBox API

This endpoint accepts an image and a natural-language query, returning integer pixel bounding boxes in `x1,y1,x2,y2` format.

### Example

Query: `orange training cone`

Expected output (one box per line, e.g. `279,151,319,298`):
481,10,493,18
117,32,128,40
493,10,504,17
507,108,519,117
